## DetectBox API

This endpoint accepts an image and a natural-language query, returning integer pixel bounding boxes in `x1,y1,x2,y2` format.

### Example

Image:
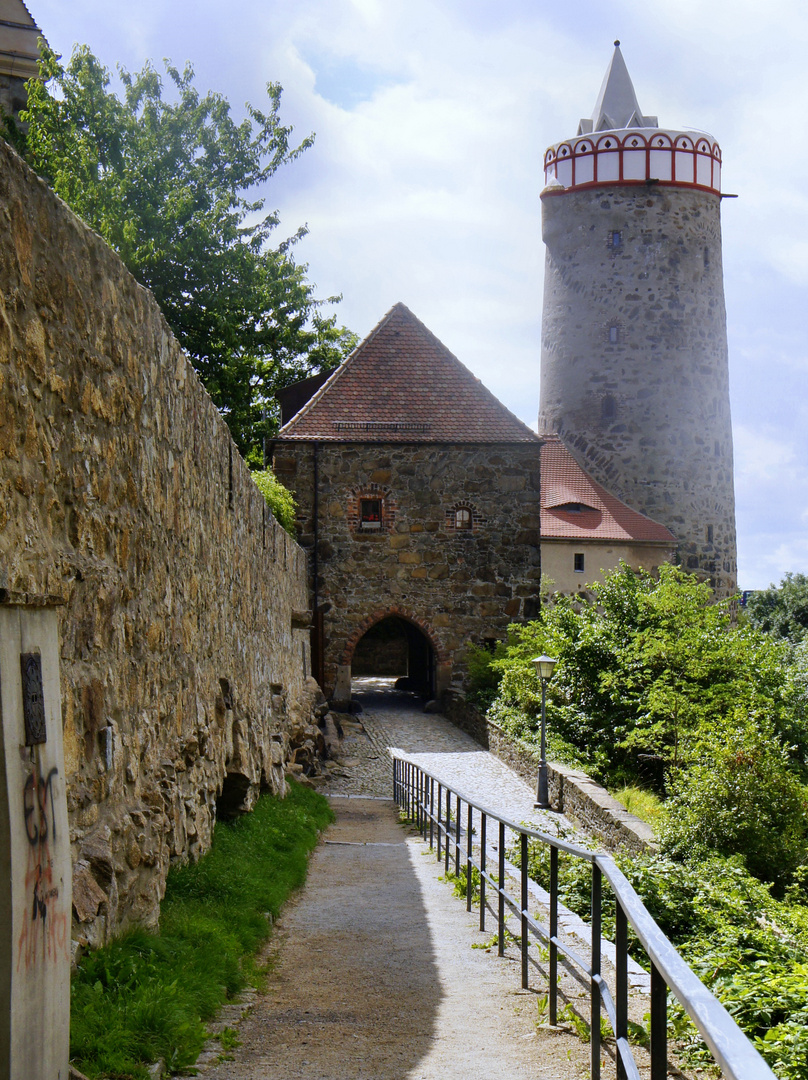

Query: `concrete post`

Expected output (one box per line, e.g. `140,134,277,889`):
0,608,71,1080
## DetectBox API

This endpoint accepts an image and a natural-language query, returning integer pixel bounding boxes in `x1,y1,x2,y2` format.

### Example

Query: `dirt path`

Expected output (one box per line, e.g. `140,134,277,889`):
193,798,587,1080
178,687,689,1080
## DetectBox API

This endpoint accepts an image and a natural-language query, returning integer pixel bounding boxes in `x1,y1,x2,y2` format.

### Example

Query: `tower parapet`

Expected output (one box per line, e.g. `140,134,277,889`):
538,43,737,597
543,42,722,196
544,129,722,196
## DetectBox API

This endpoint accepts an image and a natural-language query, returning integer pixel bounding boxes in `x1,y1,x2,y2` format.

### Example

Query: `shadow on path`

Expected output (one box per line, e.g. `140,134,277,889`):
200,798,442,1080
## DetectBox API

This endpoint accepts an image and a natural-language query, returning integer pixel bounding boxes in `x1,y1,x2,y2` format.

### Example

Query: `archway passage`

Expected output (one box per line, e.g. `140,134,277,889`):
351,615,435,697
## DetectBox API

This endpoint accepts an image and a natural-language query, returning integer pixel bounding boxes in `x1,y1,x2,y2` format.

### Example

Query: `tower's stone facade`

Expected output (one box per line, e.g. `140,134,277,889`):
538,45,737,596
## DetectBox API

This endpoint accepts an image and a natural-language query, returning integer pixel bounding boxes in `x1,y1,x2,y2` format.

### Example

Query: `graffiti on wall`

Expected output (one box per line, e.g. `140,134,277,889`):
16,764,69,971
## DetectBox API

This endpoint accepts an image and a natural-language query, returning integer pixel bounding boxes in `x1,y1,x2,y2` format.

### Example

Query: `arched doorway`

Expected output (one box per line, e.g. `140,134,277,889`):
351,615,435,697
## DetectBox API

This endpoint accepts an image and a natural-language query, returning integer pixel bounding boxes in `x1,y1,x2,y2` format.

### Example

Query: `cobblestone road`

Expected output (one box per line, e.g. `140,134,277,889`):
322,677,580,842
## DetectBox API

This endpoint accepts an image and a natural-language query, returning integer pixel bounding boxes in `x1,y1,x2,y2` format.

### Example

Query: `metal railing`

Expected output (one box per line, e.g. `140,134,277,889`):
392,755,776,1080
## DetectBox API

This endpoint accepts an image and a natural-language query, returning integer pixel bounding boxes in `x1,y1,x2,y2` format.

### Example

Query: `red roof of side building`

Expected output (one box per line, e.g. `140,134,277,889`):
276,303,540,444
541,434,676,544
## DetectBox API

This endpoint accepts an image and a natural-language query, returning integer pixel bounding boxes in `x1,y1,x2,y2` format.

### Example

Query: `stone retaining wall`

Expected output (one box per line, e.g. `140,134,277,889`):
443,694,655,852
0,138,323,952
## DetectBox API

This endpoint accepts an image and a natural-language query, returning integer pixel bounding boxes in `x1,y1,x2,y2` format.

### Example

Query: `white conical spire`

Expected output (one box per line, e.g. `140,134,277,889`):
577,42,657,135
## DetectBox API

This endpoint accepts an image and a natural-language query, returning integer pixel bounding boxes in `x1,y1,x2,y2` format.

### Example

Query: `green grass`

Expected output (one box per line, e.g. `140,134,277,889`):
70,781,333,1079
611,784,664,828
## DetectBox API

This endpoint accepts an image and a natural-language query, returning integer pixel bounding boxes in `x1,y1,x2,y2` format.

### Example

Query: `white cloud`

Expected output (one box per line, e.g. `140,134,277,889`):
29,0,808,586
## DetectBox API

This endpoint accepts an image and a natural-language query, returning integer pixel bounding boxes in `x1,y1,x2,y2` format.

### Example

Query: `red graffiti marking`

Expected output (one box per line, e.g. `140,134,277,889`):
16,766,69,971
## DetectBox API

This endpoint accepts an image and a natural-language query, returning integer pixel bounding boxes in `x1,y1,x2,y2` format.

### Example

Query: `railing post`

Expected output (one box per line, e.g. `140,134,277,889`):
650,963,667,1080
549,845,558,1025
466,803,473,913
498,820,505,957
444,787,451,875
454,793,461,877
521,832,529,990
591,863,602,1080
429,777,435,849
479,812,487,932
615,900,628,1080
392,757,398,804
437,782,443,860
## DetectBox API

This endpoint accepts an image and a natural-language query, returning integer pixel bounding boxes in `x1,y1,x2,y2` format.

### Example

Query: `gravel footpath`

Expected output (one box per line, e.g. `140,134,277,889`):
180,680,688,1080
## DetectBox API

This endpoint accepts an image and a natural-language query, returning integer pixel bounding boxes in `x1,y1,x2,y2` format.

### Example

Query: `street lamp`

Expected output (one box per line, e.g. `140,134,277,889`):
532,655,557,809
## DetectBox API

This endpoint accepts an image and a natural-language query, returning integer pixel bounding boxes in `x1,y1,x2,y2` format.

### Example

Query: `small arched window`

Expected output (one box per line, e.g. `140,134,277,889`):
455,507,472,530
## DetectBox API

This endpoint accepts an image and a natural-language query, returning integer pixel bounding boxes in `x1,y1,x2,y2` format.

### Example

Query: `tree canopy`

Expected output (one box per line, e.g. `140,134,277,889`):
747,572,808,644
19,44,356,464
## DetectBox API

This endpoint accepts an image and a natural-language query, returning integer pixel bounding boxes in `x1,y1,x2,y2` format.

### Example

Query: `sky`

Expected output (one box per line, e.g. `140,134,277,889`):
27,0,808,589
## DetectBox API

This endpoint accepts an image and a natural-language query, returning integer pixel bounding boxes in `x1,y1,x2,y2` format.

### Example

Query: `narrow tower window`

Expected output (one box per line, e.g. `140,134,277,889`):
608,325,619,344
609,230,622,250
706,524,714,544
703,247,710,269
574,553,585,573
360,498,382,529
601,395,616,422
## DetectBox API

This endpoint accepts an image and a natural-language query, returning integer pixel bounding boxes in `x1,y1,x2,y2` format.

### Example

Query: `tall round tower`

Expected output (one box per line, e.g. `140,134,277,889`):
538,43,737,597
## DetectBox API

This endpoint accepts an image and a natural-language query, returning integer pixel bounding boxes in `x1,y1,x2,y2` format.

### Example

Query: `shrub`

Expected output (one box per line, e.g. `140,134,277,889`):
251,468,297,535
659,721,808,891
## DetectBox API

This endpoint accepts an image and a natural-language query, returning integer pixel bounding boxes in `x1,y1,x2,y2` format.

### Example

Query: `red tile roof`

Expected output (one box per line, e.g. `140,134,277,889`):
541,435,676,544
276,303,540,443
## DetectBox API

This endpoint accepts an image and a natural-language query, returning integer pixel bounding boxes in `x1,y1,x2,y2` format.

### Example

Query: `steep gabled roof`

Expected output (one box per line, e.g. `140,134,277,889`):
0,0,46,81
541,434,675,544
276,303,540,444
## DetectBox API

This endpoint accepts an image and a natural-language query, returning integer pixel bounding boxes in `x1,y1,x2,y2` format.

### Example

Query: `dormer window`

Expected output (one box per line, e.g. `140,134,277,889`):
360,498,382,529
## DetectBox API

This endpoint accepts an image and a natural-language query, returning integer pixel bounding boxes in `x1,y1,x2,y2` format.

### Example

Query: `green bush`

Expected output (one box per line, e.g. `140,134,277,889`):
659,722,808,890
70,782,333,1079
251,468,297,535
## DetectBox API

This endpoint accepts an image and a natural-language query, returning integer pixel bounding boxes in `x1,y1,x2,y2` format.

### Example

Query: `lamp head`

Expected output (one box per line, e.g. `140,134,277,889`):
532,655,558,681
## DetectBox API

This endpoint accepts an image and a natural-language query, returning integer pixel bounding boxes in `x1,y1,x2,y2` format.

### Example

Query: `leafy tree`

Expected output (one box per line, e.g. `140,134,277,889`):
747,572,808,644
20,44,356,463
489,563,807,784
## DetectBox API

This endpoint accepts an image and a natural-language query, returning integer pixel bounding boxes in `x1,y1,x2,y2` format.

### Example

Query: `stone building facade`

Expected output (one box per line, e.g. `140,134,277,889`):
538,44,737,597
0,137,325,951
272,304,543,703
0,0,43,125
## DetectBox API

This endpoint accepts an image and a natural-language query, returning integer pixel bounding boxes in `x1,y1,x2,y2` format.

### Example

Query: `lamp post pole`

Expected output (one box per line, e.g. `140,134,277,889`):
532,655,557,810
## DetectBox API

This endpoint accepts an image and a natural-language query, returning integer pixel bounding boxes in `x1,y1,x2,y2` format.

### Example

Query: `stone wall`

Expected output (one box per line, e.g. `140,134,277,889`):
538,185,737,598
0,138,323,951
273,440,542,702
444,694,655,853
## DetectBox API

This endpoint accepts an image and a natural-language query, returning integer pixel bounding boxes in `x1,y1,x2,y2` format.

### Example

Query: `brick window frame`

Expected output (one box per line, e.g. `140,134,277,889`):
347,484,397,534
445,501,483,533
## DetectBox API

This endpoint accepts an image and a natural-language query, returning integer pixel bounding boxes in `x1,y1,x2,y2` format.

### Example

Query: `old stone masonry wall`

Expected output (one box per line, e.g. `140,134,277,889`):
0,139,321,951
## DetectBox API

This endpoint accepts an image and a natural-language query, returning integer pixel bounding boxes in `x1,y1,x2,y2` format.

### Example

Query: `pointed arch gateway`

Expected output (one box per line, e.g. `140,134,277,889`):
332,606,451,704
